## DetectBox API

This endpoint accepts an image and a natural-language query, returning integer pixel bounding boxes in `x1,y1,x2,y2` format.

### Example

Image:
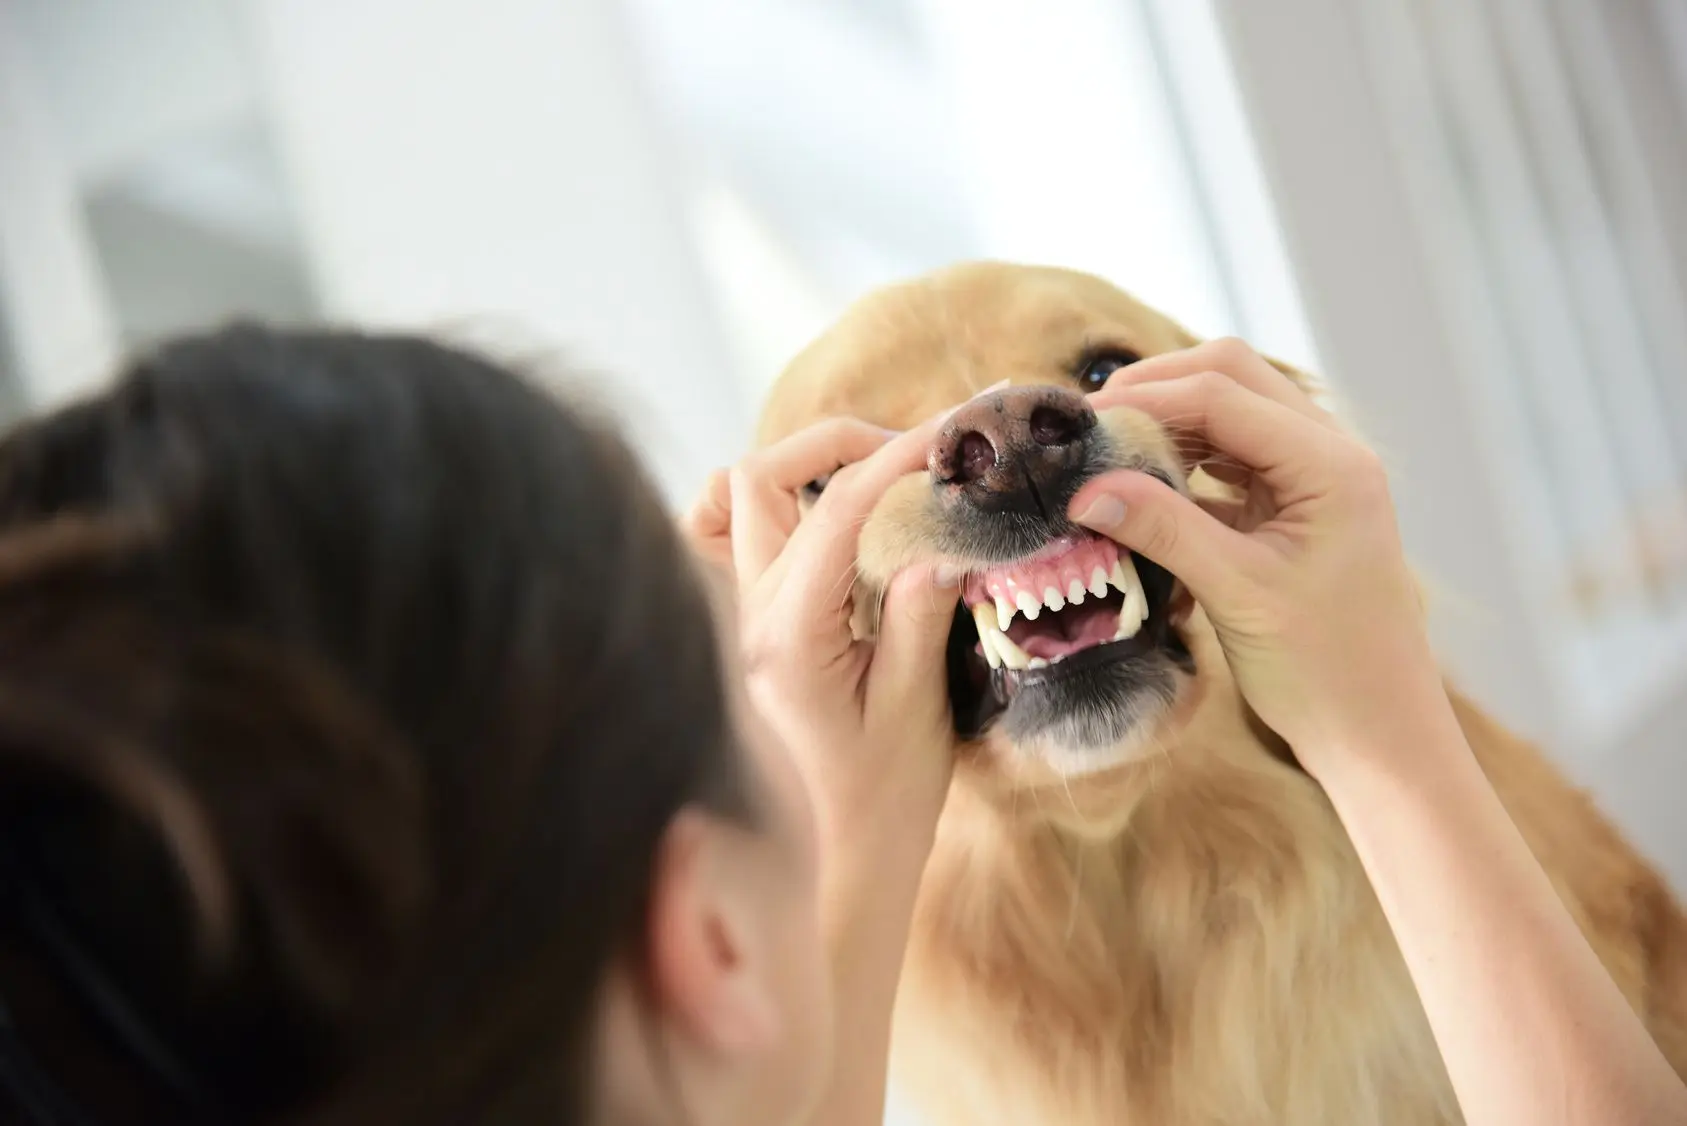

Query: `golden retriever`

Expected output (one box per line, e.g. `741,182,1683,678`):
755,262,1687,1125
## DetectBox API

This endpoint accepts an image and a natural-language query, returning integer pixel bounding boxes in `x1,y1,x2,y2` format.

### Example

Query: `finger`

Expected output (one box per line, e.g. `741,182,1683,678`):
1098,372,1345,503
1068,470,1266,608
1194,494,1248,528
1092,337,1334,429
1193,456,1253,489
866,565,963,722
681,469,734,559
728,468,797,597
729,419,898,586
745,417,899,495
769,413,948,628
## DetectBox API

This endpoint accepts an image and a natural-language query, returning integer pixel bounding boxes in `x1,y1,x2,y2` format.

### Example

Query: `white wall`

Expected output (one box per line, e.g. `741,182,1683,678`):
242,0,747,505
1217,0,1687,887
0,0,121,407
11,0,257,180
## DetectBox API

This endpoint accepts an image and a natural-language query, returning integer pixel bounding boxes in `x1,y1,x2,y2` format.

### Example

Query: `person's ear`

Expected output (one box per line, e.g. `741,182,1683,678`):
645,808,781,1056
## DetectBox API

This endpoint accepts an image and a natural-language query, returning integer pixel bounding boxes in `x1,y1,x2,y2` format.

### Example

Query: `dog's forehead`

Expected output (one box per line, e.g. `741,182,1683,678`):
758,264,1194,442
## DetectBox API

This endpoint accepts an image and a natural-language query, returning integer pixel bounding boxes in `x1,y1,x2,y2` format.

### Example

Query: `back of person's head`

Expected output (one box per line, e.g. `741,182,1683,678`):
0,326,749,1124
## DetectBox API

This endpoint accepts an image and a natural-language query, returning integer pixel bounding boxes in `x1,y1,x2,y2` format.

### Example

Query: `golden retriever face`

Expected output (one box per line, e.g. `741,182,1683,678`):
759,262,1313,783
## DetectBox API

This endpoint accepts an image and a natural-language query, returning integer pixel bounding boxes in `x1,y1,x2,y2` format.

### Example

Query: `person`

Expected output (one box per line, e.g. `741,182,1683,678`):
0,324,1675,1126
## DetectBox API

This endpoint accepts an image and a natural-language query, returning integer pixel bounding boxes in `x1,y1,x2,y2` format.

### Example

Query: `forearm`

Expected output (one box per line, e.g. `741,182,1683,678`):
804,837,929,1126
1312,700,1687,1126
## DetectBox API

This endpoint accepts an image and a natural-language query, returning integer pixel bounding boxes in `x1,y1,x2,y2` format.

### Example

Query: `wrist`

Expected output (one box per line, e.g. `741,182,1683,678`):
825,826,931,912
820,825,932,953
1291,672,1469,791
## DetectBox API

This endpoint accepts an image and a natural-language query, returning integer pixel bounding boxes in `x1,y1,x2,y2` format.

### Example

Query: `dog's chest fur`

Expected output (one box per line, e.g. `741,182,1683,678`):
893,763,1463,1126
887,685,1687,1126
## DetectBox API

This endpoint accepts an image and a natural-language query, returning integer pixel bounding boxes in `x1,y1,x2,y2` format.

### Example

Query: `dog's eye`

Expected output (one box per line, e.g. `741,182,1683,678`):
1075,349,1142,392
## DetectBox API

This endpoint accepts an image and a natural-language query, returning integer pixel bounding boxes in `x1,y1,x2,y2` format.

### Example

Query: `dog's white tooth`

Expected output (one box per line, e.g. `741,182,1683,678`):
994,631,1032,670
1042,586,1065,612
1015,591,1041,621
1113,605,1143,640
1050,652,1066,664
1028,657,1049,669
1118,589,1143,633
1117,555,1150,623
1121,553,1145,592
1115,557,1148,635
1089,566,1110,598
995,594,1015,631
1067,578,1086,605
1108,560,1129,594
971,604,1004,669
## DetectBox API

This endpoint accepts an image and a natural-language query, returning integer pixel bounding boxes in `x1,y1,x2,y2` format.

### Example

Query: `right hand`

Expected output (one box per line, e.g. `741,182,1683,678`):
1065,339,1447,770
682,416,961,870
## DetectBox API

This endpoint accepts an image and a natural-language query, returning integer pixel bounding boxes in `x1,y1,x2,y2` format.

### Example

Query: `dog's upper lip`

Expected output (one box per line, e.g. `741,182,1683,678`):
958,533,1123,619
952,532,1162,671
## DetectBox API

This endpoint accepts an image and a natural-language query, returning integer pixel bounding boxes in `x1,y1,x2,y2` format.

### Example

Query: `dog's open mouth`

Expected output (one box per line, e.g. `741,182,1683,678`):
944,533,1190,738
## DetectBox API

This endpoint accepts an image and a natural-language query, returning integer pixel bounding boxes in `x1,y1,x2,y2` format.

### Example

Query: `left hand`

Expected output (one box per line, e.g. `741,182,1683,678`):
682,415,961,869
1071,339,1439,765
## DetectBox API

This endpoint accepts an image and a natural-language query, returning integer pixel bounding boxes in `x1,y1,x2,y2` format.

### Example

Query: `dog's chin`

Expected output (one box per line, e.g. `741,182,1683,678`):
999,655,1186,774
944,538,1194,772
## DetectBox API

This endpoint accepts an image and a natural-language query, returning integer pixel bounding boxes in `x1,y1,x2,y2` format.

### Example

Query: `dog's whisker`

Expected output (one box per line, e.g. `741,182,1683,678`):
1064,842,1085,945
1058,770,1084,825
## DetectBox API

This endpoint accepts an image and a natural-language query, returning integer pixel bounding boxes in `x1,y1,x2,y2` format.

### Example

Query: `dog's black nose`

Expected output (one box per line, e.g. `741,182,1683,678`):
928,386,1096,514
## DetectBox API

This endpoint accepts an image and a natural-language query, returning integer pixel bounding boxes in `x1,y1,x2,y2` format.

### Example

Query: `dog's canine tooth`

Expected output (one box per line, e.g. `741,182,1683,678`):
1067,578,1086,605
1028,657,1049,669
994,593,1015,632
1088,567,1109,599
1015,591,1041,621
993,630,1032,670
1115,556,1148,634
1125,555,1151,623
1042,586,1065,613
972,603,1004,670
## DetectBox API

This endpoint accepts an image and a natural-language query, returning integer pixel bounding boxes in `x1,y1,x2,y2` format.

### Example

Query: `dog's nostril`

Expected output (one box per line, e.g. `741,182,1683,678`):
953,431,997,484
1029,404,1092,447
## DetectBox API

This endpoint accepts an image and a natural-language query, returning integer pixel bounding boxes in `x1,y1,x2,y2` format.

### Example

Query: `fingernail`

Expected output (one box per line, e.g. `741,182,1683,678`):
1073,495,1127,529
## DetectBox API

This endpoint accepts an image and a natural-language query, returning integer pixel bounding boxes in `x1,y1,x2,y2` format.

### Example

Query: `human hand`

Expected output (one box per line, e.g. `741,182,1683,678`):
1066,339,1446,771
683,415,961,872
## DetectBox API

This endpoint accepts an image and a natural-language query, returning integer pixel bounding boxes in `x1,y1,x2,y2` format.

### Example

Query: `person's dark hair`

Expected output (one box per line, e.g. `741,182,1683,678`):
0,325,748,1125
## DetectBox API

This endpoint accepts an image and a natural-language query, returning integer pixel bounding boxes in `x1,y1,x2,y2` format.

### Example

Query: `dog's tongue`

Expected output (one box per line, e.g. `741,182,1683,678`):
1007,599,1123,659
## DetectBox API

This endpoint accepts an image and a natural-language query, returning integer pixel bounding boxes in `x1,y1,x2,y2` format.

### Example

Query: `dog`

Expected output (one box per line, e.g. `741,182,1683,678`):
755,262,1687,1125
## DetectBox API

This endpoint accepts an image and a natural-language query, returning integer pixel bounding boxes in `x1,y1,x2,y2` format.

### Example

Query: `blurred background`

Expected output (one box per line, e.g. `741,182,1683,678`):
2,0,1686,1038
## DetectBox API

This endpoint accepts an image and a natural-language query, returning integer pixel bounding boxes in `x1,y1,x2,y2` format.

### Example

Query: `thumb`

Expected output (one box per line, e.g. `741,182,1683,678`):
866,565,960,716
1068,470,1255,608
